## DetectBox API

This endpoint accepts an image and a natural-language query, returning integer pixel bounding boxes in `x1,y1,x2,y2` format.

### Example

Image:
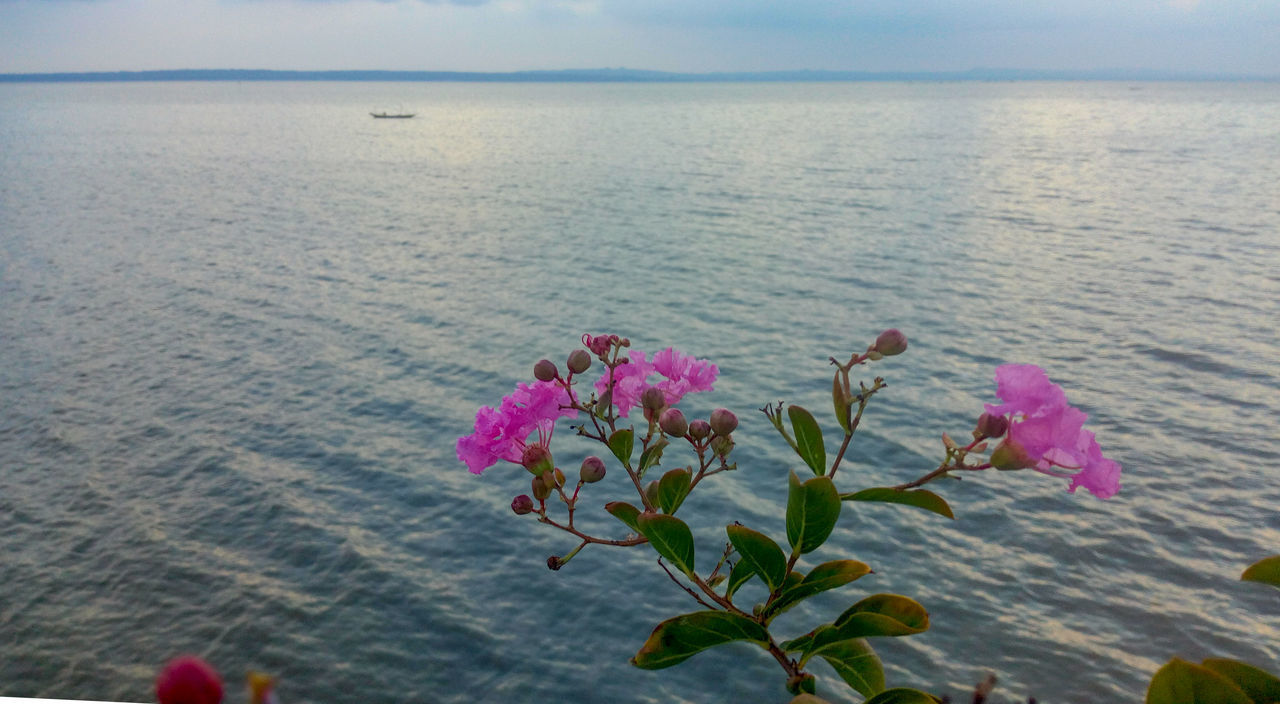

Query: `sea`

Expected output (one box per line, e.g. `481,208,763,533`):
1,80,1278,704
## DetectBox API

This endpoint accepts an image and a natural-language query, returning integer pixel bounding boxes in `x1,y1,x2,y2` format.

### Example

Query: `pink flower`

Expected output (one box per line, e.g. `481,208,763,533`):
456,380,577,475
594,347,718,418
984,364,1068,418
986,364,1121,499
1070,430,1122,499
652,347,718,402
595,350,656,417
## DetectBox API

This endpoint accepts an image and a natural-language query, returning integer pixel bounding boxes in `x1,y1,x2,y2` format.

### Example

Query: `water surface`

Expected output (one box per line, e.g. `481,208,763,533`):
1,81,1278,703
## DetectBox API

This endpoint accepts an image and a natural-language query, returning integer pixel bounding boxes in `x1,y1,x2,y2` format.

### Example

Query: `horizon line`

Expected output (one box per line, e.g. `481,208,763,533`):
3,67,1279,83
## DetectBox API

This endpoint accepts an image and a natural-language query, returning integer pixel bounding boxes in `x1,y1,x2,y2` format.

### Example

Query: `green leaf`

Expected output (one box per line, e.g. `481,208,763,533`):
833,372,852,434
842,488,955,520
766,560,873,618
1242,555,1280,589
786,472,841,556
780,626,826,656
780,570,803,592
863,688,943,704
816,638,884,698
725,559,755,600
608,428,634,466
657,467,692,515
833,594,930,638
726,524,787,593
604,501,642,533
637,513,695,577
789,405,827,476
789,695,834,704
639,438,670,479
1202,658,1280,703
1146,658,1252,704
631,610,770,670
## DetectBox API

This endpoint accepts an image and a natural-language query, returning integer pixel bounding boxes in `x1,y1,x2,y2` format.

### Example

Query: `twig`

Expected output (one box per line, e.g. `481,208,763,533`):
658,559,718,611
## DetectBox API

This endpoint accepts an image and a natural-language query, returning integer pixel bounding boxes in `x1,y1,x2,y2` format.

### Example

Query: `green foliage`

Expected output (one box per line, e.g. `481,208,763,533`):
764,560,872,619
657,467,692,514
788,405,827,476
814,637,884,698
1146,658,1253,704
1241,555,1280,589
863,688,944,704
832,373,852,434
833,594,930,638
1202,659,1280,703
725,558,755,600
842,487,955,520
786,472,841,556
637,513,695,577
726,524,787,593
782,594,929,659
631,611,769,669
608,428,634,466
604,501,642,533
639,438,670,479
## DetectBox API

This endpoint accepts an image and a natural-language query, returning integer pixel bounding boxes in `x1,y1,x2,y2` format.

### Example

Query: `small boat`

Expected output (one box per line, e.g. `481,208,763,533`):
370,111,415,119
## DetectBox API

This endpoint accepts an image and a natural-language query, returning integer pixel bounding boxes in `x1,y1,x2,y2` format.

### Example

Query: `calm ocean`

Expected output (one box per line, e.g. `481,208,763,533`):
1,81,1278,703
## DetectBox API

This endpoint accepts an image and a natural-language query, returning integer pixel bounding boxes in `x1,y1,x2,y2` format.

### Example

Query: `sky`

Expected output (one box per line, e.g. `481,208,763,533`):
1,0,1278,76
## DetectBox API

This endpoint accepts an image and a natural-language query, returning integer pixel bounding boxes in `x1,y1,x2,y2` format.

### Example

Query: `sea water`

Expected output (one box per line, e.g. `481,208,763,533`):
1,80,1278,703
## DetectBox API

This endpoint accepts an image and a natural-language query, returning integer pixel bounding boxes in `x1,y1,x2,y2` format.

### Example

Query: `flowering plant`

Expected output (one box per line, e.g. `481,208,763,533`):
457,330,1122,702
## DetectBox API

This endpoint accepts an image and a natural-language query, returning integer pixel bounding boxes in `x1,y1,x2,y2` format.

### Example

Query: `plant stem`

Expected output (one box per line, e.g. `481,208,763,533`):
658,559,719,611
536,515,648,547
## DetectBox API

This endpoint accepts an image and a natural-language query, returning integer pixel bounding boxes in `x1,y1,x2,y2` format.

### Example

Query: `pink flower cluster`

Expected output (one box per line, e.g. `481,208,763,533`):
456,340,719,475
594,347,718,417
456,380,577,475
986,364,1121,499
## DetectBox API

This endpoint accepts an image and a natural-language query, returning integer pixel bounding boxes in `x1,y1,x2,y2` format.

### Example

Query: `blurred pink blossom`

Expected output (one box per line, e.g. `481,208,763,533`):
156,656,223,704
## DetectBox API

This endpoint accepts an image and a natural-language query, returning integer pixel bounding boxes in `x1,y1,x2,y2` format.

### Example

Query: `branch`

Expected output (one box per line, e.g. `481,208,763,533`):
658,559,719,611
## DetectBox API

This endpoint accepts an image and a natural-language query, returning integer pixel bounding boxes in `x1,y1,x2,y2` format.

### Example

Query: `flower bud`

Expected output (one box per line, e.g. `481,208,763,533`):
974,412,1009,440
582,333,617,357
511,495,534,515
989,439,1034,470
709,408,738,436
566,349,592,374
531,474,552,501
640,386,667,412
521,445,554,475
533,359,558,382
873,329,908,356
580,456,606,483
659,408,688,437
547,555,563,571
710,435,734,458
688,419,712,440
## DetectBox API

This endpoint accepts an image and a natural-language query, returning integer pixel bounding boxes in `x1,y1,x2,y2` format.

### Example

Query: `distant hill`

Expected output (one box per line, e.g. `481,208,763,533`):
1,67,1276,83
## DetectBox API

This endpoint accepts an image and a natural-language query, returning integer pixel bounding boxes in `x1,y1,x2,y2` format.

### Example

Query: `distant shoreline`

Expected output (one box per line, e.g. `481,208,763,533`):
2,68,1278,83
